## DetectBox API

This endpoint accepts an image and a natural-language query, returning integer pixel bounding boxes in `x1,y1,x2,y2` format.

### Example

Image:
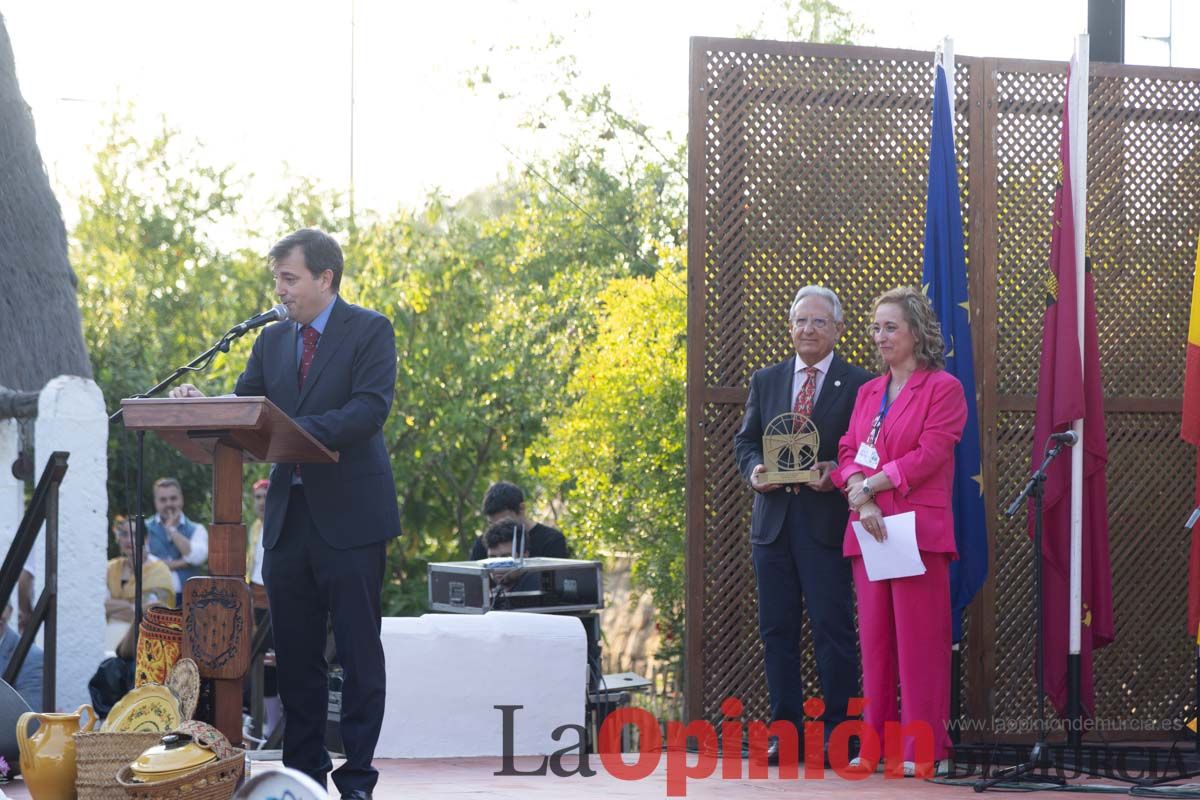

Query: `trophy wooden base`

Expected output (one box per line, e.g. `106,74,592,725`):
764,470,820,484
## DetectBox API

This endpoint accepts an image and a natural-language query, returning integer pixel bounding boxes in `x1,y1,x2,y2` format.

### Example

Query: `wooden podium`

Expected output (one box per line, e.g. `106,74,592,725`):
121,396,338,745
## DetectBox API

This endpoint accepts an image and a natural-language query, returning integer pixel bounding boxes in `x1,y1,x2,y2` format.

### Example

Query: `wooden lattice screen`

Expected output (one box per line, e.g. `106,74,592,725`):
685,37,1200,739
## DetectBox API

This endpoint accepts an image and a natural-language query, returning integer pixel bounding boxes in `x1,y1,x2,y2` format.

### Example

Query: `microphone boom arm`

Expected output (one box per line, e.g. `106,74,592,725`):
107,324,248,423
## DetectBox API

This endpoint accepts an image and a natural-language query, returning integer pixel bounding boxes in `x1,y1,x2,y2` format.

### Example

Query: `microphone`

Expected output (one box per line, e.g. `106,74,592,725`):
1048,430,1078,446
229,304,289,336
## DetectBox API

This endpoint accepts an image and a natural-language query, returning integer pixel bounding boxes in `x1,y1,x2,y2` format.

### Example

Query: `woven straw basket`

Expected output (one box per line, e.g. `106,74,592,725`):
114,750,245,800
74,730,163,800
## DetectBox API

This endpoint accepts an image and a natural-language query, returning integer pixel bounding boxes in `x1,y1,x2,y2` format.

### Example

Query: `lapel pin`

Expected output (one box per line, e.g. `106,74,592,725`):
834,380,842,387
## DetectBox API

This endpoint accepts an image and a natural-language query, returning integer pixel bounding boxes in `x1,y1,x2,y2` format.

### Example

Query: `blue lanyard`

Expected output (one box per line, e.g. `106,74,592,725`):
867,375,900,446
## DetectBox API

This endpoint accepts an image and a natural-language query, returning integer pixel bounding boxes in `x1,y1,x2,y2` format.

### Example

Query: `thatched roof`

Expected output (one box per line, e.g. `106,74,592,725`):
0,14,91,391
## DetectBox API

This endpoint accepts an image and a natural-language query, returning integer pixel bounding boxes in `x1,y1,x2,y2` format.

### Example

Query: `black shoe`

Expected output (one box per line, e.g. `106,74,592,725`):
341,791,372,800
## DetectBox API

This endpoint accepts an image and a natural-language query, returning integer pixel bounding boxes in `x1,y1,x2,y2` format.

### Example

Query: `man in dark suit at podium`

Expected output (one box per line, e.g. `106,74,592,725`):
734,285,871,764
172,228,399,800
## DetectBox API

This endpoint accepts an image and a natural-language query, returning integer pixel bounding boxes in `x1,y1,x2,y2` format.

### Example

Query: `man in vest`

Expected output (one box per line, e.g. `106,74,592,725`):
145,477,209,605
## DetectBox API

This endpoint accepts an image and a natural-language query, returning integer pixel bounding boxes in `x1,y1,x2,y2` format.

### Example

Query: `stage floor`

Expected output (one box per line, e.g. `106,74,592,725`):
0,756,1157,799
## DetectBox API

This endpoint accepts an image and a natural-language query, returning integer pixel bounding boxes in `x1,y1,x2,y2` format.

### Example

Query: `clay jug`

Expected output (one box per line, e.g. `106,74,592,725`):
16,704,97,800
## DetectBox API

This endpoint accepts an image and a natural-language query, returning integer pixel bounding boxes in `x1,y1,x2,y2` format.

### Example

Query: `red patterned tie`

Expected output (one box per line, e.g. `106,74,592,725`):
298,325,320,389
793,366,817,418
294,325,320,479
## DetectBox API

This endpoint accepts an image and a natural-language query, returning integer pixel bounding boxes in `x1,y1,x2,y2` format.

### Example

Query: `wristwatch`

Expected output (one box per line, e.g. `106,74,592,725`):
861,479,873,498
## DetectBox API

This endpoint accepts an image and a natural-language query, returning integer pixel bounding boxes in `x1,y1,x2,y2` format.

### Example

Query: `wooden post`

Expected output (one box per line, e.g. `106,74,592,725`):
120,397,338,746
187,441,250,746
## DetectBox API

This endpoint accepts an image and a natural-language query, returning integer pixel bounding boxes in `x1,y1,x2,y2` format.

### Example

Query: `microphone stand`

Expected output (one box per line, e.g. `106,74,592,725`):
975,439,1070,792
107,324,250,658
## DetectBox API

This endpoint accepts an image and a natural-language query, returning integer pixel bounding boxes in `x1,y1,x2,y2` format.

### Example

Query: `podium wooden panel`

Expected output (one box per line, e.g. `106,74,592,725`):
121,396,338,465
122,396,338,745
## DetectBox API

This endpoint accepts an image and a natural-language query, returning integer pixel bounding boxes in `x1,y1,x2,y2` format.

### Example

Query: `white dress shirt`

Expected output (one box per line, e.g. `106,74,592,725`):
791,350,835,411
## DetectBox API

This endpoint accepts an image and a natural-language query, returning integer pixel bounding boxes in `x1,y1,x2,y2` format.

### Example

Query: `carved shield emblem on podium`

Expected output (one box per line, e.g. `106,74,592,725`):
183,577,252,680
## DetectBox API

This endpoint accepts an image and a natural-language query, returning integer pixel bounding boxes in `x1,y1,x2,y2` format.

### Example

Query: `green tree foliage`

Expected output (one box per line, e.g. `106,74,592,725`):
72,106,685,623
73,112,269,523
349,143,680,615
532,257,687,663
72,0,865,666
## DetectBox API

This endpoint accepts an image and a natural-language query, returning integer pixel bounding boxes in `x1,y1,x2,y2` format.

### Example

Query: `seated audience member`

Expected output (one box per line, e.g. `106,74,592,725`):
468,481,569,560
243,478,281,741
246,478,269,601
146,477,209,604
483,519,530,559
0,602,42,711
106,517,175,651
107,517,176,615
482,520,542,594
3,528,43,635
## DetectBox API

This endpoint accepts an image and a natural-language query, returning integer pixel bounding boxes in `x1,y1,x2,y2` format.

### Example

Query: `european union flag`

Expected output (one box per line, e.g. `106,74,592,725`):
923,61,988,643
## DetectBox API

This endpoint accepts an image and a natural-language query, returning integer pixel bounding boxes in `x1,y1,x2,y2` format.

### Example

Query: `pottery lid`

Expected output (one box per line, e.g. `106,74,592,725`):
131,733,217,777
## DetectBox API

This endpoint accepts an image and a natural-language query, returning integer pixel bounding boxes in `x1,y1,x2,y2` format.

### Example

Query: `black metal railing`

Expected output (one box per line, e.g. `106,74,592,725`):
0,451,69,712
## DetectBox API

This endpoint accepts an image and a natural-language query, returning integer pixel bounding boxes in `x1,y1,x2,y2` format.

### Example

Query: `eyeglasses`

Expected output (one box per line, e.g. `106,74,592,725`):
790,317,831,330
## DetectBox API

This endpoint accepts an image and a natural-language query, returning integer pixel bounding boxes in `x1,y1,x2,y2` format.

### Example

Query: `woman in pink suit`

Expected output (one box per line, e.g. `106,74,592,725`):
832,286,966,776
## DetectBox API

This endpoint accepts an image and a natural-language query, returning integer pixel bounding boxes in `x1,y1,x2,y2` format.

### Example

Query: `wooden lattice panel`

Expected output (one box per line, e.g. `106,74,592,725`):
1087,68,1200,399
690,39,976,724
1097,415,1194,725
699,400,772,720
989,60,1200,731
988,413,1039,720
991,412,1196,729
689,37,1200,738
701,43,975,389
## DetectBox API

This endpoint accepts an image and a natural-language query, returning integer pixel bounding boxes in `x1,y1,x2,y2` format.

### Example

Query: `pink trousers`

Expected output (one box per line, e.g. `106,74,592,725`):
852,552,952,762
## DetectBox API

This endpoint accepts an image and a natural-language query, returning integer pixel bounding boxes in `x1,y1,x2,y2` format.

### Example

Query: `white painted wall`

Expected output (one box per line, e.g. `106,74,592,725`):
34,376,107,712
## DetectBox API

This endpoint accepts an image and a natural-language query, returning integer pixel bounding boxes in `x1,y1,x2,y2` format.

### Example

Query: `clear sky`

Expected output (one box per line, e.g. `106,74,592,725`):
2,0,1194,227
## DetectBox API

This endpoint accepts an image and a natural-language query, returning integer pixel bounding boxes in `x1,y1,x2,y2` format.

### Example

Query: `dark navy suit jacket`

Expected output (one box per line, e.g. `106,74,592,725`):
234,295,402,550
734,353,872,548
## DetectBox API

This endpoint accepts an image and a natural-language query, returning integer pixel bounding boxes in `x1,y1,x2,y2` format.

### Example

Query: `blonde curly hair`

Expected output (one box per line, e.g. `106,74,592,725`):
873,286,946,371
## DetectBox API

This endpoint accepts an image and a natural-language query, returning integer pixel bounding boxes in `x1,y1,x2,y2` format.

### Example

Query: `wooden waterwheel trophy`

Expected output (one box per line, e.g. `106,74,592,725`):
761,411,821,483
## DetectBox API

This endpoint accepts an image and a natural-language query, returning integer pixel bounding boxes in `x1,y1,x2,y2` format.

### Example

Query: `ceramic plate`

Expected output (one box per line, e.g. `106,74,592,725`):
233,766,330,799
103,684,181,733
166,658,199,720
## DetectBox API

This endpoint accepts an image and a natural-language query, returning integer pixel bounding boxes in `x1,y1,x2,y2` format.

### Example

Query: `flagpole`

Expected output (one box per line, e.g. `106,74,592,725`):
1067,32,1089,748
936,35,964,744
941,36,955,136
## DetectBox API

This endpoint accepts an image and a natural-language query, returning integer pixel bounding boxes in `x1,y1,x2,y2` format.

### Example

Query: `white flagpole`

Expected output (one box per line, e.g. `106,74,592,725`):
940,36,955,137
935,36,965,741
1067,34,1089,736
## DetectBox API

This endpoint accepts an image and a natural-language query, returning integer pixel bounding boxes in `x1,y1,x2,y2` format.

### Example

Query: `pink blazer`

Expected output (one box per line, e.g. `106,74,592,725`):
833,368,967,557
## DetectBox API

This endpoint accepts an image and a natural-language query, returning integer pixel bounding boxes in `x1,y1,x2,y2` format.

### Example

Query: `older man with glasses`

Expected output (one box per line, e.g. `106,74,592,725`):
734,285,873,766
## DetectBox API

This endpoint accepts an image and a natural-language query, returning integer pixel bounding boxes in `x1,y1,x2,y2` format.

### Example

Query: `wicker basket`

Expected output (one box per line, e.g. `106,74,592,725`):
115,750,245,800
74,730,163,800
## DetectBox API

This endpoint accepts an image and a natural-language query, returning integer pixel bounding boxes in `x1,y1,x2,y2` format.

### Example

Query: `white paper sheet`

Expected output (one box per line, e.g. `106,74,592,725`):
851,511,926,581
